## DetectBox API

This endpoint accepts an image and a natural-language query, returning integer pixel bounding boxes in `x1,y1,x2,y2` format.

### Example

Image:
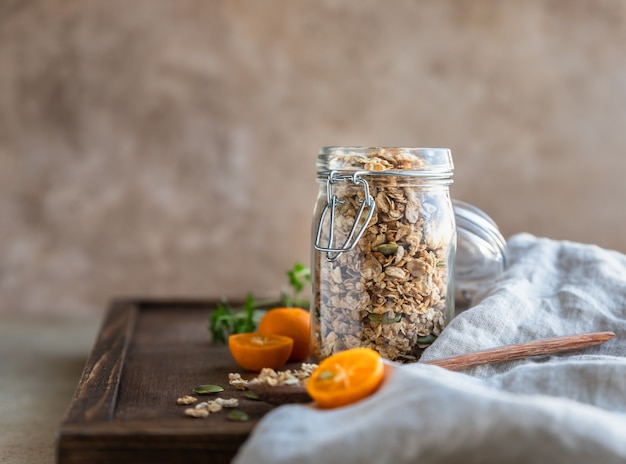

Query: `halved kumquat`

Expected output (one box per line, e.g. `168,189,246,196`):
306,347,385,409
228,333,294,372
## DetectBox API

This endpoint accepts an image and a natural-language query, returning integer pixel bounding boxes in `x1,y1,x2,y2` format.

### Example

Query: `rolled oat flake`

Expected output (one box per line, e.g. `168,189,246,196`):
311,147,506,363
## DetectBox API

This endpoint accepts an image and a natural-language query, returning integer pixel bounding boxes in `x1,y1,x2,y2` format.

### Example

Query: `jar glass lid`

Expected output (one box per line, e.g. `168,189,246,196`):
453,200,507,306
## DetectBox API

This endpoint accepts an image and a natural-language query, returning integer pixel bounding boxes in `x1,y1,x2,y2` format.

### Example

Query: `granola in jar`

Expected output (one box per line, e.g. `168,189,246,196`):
311,147,456,363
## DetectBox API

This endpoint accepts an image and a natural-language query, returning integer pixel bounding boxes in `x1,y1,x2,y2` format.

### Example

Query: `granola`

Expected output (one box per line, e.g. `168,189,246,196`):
183,397,240,418
228,372,249,390
176,395,198,405
249,363,318,387
312,148,455,362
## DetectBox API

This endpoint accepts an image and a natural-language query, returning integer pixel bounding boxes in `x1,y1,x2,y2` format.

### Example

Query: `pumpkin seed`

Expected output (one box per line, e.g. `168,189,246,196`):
367,313,402,324
227,410,250,422
245,391,261,401
372,243,399,255
192,384,224,395
416,334,437,344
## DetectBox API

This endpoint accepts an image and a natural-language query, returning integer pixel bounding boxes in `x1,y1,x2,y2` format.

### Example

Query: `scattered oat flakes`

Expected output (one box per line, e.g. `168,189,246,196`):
216,397,239,408
183,397,241,418
176,395,198,405
249,363,319,387
228,372,249,390
206,401,223,413
194,401,214,412
184,407,209,418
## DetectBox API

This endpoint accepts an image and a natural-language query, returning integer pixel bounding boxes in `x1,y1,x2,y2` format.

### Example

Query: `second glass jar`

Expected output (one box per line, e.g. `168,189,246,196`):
311,147,456,363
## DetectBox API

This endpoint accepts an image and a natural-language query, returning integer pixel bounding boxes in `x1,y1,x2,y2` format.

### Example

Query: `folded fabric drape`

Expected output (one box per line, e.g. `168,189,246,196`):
234,233,626,464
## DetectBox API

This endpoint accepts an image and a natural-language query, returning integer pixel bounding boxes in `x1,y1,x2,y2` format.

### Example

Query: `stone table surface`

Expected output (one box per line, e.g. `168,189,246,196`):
0,315,101,464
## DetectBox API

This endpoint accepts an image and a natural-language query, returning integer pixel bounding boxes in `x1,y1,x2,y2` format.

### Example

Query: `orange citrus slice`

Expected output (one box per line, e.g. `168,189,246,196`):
306,347,385,408
257,307,311,361
228,333,294,372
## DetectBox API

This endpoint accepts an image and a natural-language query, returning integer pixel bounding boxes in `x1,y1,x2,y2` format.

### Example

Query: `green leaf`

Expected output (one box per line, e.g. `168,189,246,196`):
209,301,234,344
287,262,311,294
233,293,257,334
245,292,256,313
207,263,312,343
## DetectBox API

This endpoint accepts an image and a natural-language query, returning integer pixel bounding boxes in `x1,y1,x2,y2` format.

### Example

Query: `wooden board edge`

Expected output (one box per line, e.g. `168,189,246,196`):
57,299,139,426
55,298,244,464
56,432,242,464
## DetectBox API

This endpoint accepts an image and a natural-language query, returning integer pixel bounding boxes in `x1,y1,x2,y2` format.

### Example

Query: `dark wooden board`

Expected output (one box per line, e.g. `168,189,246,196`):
56,299,280,464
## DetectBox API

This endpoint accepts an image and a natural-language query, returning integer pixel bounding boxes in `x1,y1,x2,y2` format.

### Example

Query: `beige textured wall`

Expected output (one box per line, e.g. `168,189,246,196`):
1,0,626,317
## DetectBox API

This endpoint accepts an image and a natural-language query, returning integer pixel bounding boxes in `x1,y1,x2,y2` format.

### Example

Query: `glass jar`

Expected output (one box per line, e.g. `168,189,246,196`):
452,199,507,306
311,147,457,363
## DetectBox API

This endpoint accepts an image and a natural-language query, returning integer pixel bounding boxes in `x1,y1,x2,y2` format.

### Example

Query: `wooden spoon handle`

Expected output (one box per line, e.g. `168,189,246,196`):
423,331,615,371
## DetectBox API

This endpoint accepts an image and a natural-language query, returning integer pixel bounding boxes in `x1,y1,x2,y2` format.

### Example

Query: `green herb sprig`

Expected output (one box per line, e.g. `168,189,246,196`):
282,262,311,308
208,262,311,344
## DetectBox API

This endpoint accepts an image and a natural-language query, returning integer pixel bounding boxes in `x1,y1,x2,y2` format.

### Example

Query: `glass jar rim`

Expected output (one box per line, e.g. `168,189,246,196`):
317,147,454,177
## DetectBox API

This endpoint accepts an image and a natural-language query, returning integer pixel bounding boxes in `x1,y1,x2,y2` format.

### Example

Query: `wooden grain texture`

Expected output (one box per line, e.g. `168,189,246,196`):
425,331,615,371
61,301,138,424
56,300,276,464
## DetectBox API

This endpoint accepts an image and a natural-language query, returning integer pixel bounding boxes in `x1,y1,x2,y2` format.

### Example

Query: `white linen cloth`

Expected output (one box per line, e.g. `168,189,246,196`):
234,234,626,464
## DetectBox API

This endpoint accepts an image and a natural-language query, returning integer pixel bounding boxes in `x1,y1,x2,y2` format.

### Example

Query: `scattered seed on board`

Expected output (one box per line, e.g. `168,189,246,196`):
192,384,225,395
183,397,240,418
184,408,209,418
216,397,239,408
227,410,249,422
248,363,318,387
176,395,198,405
228,373,249,390
245,391,261,401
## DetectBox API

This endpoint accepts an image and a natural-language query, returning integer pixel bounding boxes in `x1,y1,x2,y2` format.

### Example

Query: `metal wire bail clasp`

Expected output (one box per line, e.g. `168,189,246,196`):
314,170,376,262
